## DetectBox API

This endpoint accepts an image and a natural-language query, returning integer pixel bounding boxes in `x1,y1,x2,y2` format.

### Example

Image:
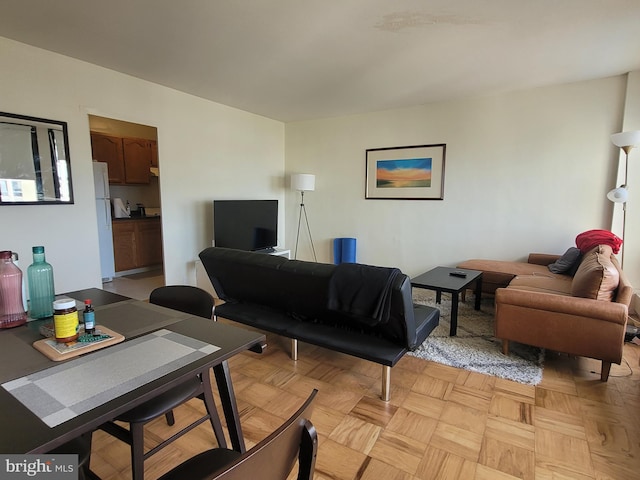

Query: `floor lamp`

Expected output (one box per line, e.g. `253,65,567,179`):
291,173,317,261
607,130,640,266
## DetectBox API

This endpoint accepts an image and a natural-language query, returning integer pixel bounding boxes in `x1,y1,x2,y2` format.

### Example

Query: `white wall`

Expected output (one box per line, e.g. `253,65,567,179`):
2,35,636,294
0,37,284,293
285,76,630,278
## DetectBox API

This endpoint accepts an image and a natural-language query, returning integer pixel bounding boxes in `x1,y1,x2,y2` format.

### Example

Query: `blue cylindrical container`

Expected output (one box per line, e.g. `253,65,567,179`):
333,238,357,264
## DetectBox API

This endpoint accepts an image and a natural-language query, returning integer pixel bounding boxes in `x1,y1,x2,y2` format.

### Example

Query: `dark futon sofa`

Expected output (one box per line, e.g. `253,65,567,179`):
198,247,440,400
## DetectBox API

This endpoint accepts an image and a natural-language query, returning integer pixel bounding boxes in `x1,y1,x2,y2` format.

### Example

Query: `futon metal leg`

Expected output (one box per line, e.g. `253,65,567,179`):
381,365,391,402
291,338,298,361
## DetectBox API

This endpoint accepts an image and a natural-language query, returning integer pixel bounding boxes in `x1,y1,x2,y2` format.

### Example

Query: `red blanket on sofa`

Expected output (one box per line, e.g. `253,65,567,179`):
575,229,623,254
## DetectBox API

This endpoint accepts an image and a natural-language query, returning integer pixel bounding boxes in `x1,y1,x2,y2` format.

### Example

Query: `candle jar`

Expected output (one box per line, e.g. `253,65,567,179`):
53,298,79,343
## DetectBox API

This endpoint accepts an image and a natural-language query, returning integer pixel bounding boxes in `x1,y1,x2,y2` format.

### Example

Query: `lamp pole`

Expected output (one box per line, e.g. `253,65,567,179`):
294,190,317,261
621,148,629,267
609,130,640,267
291,174,317,262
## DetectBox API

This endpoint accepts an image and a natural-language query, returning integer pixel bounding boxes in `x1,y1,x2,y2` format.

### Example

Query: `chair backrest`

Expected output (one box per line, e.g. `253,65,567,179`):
213,389,317,480
149,285,215,319
160,389,318,480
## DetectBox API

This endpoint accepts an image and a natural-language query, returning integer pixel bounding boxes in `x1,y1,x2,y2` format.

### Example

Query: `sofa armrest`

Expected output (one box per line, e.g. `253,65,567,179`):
495,287,627,366
527,253,561,266
496,288,627,325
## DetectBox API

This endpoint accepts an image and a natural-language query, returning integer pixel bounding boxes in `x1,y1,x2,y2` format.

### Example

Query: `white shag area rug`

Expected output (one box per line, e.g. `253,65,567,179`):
409,289,544,385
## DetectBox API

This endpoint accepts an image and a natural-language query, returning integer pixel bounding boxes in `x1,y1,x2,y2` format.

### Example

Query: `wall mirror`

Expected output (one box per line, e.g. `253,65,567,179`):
0,111,74,205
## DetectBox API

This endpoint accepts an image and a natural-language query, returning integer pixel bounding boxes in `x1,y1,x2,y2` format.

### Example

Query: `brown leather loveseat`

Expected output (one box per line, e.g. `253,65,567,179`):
458,243,633,381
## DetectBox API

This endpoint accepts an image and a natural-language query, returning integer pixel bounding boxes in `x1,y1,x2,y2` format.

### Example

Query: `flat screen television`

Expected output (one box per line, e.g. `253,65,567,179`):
213,199,278,252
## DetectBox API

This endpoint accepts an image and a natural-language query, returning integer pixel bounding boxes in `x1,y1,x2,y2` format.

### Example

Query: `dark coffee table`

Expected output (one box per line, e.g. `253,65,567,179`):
411,267,483,336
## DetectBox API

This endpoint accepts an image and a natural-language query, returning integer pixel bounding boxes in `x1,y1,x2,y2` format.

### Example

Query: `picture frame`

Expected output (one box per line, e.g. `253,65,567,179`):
365,144,446,200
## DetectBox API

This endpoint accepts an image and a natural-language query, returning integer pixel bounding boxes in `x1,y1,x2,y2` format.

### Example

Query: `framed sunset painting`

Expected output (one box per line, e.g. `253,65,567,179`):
365,144,446,199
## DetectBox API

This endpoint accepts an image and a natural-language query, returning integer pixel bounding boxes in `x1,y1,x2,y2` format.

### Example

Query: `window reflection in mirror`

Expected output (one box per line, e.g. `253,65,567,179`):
0,112,74,204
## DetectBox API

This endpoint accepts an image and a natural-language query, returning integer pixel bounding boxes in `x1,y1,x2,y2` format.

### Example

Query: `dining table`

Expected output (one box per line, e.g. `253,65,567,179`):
0,288,266,455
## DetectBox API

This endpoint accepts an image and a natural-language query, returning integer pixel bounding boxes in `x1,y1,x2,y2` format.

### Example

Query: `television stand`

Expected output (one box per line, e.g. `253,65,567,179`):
255,247,276,253
265,248,291,259
252,248,291,259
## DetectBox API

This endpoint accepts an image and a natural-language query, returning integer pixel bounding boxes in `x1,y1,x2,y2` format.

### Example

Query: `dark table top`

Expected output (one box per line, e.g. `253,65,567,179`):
411,266,482,292
0,289,191,383
0,288,265,454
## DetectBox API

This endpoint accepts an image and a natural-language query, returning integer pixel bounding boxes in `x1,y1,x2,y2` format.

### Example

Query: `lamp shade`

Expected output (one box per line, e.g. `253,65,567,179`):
610,130,640,148
607,186,628,203
291,173,315,191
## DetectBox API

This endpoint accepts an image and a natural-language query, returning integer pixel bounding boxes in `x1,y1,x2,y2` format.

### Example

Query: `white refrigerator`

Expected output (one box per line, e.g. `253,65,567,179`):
93,162,115,282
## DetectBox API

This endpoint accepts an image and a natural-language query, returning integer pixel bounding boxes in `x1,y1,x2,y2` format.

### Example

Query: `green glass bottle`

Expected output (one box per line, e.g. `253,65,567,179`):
27,246,55,319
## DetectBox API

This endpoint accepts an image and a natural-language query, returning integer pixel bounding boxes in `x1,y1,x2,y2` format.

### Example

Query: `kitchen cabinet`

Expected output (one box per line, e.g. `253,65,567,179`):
149,140,158,167
122,138,152,184
90,133,125,184
136,219,163,267
112,217,163,272
112,220,137,271
90,133,156,185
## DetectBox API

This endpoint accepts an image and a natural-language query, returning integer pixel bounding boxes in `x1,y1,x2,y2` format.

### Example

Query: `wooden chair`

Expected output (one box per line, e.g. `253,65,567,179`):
157,389,318,480
99,285,223,480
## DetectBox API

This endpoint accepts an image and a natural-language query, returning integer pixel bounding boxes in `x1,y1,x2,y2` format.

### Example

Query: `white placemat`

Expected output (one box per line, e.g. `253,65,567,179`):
2,329,220,427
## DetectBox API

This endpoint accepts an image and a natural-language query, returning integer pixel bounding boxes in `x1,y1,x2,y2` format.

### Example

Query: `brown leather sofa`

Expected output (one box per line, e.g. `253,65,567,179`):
458,245,633,381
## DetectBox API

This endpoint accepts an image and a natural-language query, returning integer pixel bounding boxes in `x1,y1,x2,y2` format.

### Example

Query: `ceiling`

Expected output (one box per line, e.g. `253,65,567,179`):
2,0,640,122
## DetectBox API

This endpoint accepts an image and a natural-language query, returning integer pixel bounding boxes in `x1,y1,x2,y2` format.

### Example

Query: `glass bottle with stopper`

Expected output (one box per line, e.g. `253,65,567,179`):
27,246,55,319
0,250,28,328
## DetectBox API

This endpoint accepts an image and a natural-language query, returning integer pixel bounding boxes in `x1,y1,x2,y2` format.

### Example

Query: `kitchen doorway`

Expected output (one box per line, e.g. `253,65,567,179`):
88,115,165,288
102,268,164,301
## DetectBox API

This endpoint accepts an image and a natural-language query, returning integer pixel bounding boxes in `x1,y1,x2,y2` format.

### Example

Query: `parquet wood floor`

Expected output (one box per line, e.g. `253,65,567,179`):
88,323,640,480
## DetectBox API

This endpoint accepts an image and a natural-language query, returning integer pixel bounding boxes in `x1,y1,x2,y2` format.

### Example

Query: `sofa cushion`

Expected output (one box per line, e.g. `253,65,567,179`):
508,274,573,295
457,259,553,277
571,245,619,301
457,258,559,294
548,247,582,275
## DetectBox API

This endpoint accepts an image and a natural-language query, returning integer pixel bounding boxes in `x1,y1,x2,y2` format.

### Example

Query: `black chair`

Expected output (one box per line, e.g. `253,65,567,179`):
149,285,216,319
99,285,223,480
157,389,318,480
